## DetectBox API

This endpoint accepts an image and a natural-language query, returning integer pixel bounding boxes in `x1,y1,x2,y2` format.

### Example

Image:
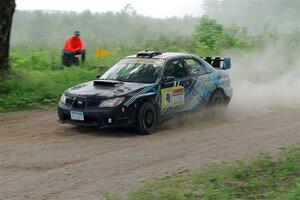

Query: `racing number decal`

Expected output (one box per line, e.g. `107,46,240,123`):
161,86,185,109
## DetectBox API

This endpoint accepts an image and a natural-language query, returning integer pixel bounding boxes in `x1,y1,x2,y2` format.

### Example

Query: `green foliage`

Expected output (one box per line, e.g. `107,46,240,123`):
11,10,198,49
194,16,225,54
142,34,190,53
0,67,105,111
10,48,62,71
114,147,300,200
193,16,254,55
0,43,139,111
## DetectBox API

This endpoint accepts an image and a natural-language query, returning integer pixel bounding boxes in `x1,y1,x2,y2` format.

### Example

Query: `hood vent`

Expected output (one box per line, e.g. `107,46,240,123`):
93,80,123,87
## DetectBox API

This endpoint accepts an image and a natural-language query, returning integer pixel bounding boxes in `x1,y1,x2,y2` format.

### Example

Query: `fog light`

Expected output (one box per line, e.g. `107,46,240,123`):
108,118,112,123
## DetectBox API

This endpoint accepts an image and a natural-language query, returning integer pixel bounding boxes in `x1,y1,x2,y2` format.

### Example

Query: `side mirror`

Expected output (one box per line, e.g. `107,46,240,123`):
222,58,231,70
162,76,175,83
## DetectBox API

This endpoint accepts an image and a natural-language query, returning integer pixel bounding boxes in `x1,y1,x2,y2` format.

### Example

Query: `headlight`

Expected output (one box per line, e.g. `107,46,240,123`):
99,97,125,108
60,93,66,104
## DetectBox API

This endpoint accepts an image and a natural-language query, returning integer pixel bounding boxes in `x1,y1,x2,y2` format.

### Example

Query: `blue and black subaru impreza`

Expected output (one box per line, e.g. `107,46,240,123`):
57,51,232,134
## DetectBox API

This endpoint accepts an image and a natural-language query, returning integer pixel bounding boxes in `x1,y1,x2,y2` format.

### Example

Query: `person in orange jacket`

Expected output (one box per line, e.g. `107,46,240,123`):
63,31,85,65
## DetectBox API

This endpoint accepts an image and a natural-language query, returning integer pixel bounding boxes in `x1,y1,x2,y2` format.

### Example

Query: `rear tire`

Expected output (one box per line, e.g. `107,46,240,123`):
136,102,157,135
208,90,227,116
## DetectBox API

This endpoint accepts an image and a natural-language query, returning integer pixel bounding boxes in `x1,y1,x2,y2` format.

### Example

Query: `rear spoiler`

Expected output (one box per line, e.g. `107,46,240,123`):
202,57,231,70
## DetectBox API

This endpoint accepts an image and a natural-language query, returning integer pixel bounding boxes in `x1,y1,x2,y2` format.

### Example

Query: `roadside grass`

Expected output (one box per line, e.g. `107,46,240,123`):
0,67,106,112
104,146,300,200
0,46,138,112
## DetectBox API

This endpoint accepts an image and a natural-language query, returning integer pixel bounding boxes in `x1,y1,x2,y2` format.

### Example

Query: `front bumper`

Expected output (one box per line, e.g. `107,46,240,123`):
57,102,135,128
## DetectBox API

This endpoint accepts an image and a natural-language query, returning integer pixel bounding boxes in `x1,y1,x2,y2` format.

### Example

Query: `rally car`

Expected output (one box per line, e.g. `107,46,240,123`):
57,51,232,134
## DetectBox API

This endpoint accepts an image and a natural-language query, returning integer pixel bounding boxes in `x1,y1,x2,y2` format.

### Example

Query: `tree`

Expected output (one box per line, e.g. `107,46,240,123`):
0,0,16,79
202,0,300,33
193,16,225,55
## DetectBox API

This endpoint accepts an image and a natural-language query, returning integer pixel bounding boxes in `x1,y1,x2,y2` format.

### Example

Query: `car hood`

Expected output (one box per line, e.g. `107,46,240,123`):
65,80,154,98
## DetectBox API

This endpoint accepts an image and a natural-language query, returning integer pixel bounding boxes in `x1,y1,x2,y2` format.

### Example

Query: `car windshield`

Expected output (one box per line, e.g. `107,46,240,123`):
100,58,165,83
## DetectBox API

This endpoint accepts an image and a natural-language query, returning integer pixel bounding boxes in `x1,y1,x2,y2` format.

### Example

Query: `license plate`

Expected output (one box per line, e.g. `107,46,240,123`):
70,111,84,121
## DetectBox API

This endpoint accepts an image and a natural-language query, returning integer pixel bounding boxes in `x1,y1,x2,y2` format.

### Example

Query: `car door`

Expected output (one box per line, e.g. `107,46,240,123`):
160,58,194,115
182,57,215,110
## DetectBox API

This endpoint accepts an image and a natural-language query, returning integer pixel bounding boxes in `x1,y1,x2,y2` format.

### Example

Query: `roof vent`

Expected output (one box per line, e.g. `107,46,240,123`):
136,50,161,58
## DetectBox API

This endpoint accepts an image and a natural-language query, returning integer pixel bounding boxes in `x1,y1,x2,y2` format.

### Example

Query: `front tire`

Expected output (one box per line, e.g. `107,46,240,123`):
136,102,157,135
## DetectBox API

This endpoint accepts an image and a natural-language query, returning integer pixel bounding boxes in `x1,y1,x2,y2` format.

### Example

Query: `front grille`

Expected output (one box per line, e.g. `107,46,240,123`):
64,95,103,109
73,100,86,109
65,98,73,106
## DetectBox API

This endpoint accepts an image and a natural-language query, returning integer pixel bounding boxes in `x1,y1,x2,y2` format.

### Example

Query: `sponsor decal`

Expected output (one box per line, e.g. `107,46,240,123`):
124,85,155,107
161,86,185,109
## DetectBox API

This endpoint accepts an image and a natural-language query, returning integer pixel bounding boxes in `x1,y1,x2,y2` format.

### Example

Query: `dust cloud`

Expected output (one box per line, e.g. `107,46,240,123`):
163,41,300,130
228,42,300,116
204,0,300,117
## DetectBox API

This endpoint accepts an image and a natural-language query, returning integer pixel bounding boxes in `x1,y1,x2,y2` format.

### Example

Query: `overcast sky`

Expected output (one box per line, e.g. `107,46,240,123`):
16,0,204,18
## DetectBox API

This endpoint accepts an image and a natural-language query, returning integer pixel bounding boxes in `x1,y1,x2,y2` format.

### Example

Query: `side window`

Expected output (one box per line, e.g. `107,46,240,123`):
184,58,207,76
164,59,188,79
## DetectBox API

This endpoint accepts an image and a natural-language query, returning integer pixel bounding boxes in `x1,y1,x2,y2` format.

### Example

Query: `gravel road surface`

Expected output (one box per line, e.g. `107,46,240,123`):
0,106,299,200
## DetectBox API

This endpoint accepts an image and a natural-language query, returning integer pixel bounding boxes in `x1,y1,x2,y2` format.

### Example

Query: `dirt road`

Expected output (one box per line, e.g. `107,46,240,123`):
1,106,300,200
